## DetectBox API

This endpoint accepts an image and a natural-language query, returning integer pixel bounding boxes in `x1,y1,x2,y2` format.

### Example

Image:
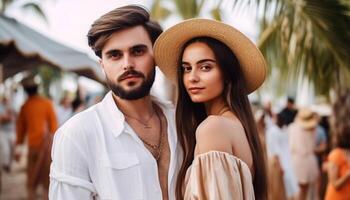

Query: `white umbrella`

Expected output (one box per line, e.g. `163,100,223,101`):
0,14,104,82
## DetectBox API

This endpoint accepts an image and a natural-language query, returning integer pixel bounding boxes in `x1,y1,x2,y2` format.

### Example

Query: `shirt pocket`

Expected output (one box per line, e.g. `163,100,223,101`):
102,153,144,200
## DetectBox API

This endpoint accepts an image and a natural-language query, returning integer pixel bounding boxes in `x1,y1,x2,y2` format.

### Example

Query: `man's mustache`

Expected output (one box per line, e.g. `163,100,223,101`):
118,69,145,81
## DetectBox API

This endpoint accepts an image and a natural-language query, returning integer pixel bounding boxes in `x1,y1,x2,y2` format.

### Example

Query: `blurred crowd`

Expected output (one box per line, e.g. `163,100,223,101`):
253,93,350,200
0,76,103,199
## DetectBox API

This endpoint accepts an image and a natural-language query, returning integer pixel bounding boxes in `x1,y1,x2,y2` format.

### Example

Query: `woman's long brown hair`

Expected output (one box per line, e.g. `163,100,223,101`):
175,37,267,200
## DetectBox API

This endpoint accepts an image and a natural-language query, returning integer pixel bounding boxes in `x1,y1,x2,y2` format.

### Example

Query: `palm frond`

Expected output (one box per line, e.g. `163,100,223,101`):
174,0,201,19
256,0,350,96
1,0,15,13
150,0,171,21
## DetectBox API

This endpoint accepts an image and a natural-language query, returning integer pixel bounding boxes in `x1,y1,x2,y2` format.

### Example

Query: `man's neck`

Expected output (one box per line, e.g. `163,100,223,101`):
112,93,154,120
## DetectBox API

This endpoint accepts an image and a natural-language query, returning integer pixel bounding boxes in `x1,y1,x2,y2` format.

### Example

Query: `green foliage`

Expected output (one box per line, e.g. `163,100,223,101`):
150,0,222,21
150,0,171,20
34,66,62,97
233,0,350,97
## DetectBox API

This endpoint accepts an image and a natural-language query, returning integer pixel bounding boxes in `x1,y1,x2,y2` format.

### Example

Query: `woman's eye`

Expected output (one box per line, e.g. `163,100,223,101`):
200,65,212,71
182,65,192,72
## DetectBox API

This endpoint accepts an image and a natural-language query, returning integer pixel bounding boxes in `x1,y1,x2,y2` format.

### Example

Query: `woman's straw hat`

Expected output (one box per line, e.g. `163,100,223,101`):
154,18,267,94
295,108,318,130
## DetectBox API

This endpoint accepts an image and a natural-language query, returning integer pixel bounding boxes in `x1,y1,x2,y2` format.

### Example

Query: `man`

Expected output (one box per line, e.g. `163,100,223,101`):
15,76,58,200
49,5,180,200
279,97,298,126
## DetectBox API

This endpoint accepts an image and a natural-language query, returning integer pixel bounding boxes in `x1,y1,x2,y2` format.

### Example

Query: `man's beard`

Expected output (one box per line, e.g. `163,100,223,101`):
106,69,155,100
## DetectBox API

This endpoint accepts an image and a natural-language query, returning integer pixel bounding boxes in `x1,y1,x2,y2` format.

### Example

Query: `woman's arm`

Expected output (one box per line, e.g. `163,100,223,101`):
327,161,350,190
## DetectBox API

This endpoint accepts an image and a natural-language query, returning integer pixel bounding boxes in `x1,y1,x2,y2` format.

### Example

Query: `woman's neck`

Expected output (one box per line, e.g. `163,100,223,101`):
205,96,229,116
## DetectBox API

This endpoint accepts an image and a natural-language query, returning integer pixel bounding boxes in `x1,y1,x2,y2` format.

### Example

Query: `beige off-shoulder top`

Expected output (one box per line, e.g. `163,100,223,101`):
184,151,255,200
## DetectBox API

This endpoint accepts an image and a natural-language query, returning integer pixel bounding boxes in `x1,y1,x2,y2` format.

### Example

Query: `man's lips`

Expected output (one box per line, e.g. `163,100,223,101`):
120,75,141,81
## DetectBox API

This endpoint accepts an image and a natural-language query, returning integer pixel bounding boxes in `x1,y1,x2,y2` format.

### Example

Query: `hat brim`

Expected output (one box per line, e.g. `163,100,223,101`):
154,18,267,94
296,118,318,130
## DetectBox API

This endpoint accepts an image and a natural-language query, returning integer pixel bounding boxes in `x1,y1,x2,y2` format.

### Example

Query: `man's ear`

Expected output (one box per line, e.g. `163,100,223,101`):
99,59,106,77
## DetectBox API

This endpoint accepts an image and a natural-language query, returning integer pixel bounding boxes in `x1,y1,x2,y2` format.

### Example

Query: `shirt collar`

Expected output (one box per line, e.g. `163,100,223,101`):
98,91,176,143
98,91,126,138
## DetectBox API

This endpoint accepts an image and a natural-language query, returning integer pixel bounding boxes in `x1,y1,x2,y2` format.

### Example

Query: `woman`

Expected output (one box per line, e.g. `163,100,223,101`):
288,108,320,200
325,91,350,200
154,19,267,199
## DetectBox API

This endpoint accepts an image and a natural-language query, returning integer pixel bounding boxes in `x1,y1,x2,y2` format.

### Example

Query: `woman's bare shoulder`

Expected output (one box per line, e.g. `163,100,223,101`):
195,115,253,170
195,115,244,154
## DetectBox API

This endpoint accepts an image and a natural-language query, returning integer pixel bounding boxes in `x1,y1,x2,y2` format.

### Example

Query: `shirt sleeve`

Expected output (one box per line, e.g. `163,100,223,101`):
328,149,343,167
15,106,26,145
184,151,255,200
49,129,96,199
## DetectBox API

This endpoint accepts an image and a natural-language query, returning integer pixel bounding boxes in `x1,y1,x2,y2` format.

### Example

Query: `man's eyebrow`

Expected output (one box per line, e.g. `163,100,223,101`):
104,49,121,55
130,44,148,50
104,44,148,55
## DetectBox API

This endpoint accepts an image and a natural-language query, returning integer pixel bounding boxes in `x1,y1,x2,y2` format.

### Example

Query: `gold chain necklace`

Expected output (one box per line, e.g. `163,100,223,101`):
124,106,155,129
138,107,164,161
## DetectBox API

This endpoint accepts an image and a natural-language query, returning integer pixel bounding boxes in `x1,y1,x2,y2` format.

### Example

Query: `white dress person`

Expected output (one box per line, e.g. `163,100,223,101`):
266,124,300,198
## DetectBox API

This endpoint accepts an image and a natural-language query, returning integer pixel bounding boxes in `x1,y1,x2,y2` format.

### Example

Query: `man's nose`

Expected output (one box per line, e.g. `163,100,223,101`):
122,54,135,70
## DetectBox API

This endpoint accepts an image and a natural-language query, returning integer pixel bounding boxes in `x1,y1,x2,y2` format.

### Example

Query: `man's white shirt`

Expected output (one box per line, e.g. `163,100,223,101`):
49,91,181,200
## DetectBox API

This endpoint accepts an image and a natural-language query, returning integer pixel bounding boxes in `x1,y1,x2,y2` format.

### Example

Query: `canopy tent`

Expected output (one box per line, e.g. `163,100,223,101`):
0,14,104,82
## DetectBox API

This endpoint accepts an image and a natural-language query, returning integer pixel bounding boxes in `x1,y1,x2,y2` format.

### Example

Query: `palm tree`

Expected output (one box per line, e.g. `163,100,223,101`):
232,0,350,97
151,0,222,21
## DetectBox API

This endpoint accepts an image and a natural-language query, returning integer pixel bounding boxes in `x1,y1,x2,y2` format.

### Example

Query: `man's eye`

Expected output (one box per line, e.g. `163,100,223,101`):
109,52,121,59
133,48,145,56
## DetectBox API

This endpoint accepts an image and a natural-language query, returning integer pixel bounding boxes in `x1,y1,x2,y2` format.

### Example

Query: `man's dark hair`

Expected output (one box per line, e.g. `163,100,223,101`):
287,97,295,104
24,86,38,96
87,5,163,58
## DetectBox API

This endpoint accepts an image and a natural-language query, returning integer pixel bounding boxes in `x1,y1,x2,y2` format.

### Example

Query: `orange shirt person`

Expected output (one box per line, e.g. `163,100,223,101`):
15,76,58,200
325,91,350,200
325,148,350,200
16,93,58,149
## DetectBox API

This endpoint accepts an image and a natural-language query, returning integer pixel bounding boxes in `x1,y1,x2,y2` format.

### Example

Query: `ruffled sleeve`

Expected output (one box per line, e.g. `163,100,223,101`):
184,151,255,200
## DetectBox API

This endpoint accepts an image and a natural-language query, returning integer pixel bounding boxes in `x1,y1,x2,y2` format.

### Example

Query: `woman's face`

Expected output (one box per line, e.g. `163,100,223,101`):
181,42,225,103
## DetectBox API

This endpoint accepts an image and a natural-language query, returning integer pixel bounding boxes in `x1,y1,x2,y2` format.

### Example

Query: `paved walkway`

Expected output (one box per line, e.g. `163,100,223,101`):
0,149,45,200
0,156,27,200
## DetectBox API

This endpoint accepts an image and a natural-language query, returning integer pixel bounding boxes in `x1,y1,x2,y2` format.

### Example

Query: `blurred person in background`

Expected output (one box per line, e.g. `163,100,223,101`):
267,113,299,200
279,97,298,126
325,91,350,200
0,96,16,172
54,91,73,126
288,108,319,200
15,76,58,200
313,113,328,199
71,94,85,114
